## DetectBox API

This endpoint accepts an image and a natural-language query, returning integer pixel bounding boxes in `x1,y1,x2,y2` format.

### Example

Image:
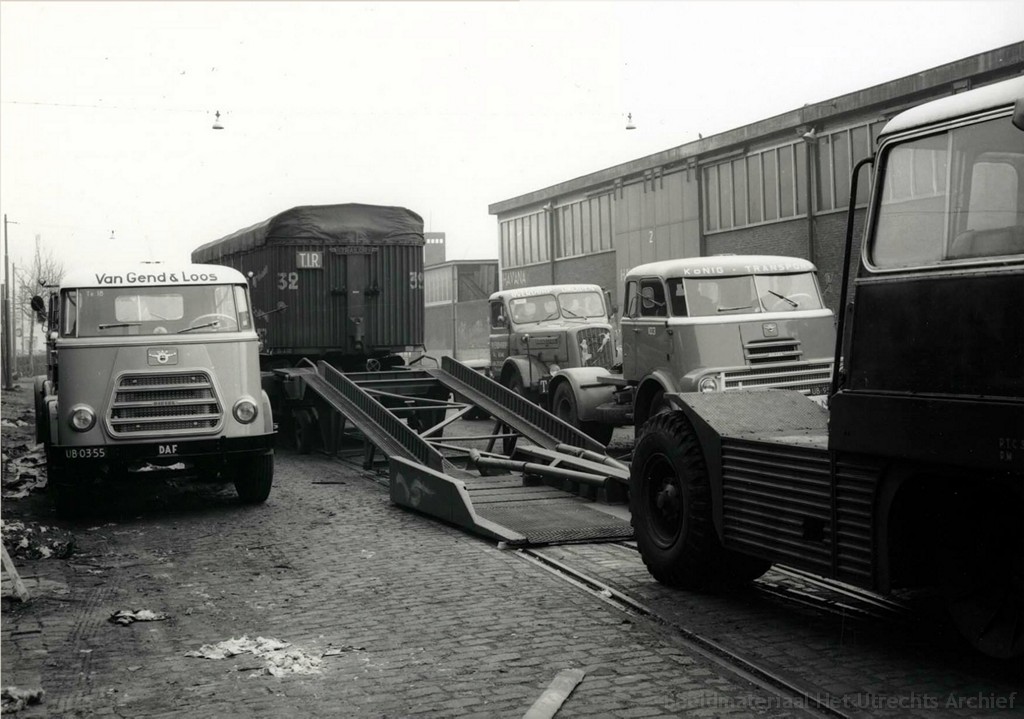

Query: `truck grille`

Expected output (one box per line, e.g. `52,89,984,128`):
721,362,833,395
107,372,222,437
575,327,615,369
744,339,803,364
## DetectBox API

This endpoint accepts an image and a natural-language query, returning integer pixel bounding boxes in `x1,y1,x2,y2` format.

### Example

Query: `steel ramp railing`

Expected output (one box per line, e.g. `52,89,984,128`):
430,356,606,454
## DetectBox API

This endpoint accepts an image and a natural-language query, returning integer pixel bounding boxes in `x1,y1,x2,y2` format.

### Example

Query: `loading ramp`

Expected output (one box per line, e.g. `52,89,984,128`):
275,356,633,545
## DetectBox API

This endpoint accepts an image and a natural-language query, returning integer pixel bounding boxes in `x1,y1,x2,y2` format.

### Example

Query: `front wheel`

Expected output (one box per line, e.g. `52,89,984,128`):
234,452,274,504
630,412,769,589
551,383,613,446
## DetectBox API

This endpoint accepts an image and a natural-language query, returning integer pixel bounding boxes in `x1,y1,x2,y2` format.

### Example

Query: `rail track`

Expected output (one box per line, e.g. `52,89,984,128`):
518,546,857,719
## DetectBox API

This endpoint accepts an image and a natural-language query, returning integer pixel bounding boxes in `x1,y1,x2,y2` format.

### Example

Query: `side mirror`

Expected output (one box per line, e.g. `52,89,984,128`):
640,287,656,310
31,295,47,323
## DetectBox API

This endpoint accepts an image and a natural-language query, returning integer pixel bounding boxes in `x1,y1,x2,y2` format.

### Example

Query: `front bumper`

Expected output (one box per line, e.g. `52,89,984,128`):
48,433,275,472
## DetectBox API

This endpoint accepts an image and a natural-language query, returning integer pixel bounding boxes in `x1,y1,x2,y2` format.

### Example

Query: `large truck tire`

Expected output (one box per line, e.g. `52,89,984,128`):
630,411,769,589
33,376,49,446
551,383,613,446
234,452,274,504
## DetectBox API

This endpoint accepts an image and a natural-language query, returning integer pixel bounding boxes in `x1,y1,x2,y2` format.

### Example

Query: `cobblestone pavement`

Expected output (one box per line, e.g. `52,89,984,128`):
3,380,801,719
3,380,1021,718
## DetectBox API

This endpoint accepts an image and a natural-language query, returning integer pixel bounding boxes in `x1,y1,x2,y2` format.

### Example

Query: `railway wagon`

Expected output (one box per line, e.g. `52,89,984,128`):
192,203,425,371
422,259,499,370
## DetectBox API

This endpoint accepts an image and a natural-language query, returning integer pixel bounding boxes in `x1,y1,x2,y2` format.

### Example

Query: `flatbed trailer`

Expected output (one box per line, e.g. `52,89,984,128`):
275,356,633,545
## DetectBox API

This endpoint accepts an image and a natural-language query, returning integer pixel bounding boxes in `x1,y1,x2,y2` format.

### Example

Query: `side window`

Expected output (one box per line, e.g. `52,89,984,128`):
639,279,667,318
666,278,687,316
489,301,507,330
624,281,639,318
966,161,1018,231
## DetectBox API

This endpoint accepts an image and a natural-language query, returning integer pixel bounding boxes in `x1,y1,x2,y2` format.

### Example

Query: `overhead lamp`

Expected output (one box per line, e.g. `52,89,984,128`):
212,111,224,130
625,113,636,131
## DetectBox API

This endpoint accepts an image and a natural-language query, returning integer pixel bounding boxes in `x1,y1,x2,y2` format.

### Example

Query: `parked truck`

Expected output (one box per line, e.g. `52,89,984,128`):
548,256,835,444
487,283,618,413
629,77,1024,658
31,263,276,517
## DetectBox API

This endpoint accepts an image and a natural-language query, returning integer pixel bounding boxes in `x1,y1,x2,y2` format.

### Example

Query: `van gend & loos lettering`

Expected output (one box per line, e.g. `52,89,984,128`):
93,271,219,285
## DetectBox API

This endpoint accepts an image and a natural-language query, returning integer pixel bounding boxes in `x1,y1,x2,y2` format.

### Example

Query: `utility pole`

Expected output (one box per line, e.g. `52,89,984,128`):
2,214,13,390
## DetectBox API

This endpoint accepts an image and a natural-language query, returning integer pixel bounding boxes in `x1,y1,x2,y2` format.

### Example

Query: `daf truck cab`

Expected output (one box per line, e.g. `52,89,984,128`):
32,263,275,516
549,255,835,444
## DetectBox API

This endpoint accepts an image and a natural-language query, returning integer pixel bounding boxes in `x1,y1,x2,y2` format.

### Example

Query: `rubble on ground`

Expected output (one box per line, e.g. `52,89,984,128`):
0,520,73,560
186,636,324,676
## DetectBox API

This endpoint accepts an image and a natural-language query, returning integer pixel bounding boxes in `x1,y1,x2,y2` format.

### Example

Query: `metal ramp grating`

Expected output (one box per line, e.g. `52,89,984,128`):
464,475,632,545
473,498,633,545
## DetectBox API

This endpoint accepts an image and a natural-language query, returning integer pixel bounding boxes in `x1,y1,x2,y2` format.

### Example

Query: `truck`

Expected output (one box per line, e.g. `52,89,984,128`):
548,256,835,444
31,263,276,517
487,283,618,415
628,76,1024,658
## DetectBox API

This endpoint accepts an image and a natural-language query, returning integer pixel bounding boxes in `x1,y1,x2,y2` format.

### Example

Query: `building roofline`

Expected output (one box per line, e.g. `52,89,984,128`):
488,43,1024,216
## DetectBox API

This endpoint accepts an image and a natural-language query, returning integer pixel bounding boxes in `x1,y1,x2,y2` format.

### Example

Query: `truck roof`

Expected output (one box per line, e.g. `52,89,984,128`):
490,283,603,301
191,203,424,263
881,75,1024,138
626,255,817,280
61,263,247,289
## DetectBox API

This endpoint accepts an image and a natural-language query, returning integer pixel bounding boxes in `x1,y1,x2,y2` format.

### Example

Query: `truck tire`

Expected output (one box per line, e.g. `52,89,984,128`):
630,411,769,589
234,452,274,504
33,376,49,446
551,383,613,446
630,411,717,588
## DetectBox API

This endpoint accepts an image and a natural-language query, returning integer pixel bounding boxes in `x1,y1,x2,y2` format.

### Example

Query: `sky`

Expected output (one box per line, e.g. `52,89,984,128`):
1,1,1022,277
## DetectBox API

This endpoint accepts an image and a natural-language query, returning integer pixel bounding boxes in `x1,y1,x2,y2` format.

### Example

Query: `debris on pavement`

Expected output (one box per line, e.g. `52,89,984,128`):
186,636,323,676
0,686,45,714
0,520,74,560
1,446,47,499
109,609,170,626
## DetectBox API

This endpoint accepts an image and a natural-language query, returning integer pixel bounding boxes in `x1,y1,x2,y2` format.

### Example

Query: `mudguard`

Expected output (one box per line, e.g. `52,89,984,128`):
663,389,829,541
548,367,616,423
501,355,550,392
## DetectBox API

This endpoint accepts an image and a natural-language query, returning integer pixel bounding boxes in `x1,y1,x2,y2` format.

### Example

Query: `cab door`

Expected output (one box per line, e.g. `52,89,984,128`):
622,277,670,381
488,299,511,371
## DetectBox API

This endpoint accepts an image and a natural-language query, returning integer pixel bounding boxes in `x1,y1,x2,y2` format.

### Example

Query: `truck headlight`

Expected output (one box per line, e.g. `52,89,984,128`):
548,364,561,374
698,376,719,393
233,398,259,424
69,405,96,432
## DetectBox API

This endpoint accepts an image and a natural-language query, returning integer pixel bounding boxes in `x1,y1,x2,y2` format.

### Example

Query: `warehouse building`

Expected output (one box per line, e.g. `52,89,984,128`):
488,43,1024,312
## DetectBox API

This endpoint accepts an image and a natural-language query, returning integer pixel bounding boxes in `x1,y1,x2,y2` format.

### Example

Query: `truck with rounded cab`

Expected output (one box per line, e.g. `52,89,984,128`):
629,77,1024,658
548,255,835,444
31,263,275,516
488,283,618,405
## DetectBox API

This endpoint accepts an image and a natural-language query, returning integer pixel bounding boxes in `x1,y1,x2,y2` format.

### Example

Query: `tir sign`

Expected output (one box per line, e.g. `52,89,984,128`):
296,251,323,269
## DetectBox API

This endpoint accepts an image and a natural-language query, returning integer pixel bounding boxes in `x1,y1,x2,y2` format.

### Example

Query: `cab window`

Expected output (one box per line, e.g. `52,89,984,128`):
489,301,507,330
666,279,688,316
871,115,1024,267
638,279,667,318
624,281,639,318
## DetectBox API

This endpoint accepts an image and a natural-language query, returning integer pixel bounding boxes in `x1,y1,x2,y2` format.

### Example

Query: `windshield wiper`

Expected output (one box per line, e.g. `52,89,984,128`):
717,304,752,313
98,322,141,330
178,321,219,334
767,290,798,308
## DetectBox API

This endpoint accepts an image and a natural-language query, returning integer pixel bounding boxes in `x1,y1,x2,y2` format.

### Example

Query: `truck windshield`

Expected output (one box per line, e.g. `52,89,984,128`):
871,114,1024,268
61,284,253,338
558,291,605,319
676,273,822,316
509,294,559,323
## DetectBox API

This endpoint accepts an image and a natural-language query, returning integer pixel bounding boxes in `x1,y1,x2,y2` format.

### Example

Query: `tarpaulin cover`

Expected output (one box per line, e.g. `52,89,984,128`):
191,203,424,263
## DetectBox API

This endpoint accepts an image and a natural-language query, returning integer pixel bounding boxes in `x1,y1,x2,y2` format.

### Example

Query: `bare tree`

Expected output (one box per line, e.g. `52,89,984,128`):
15,240,65,376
